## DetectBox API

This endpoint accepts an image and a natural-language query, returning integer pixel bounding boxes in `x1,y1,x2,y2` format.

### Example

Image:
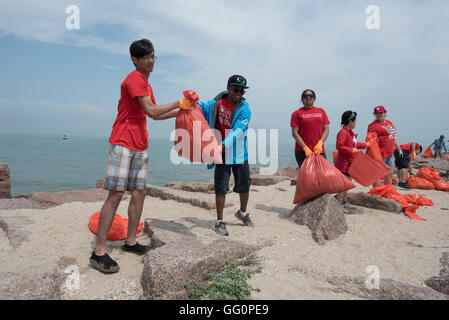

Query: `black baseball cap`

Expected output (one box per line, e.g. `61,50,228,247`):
227,75,249,89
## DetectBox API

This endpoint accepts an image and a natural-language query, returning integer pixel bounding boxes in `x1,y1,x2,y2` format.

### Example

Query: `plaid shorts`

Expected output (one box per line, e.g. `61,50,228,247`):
104,144,149,191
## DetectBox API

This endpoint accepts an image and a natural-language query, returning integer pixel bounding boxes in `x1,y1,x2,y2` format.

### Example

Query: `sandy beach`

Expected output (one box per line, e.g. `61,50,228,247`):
1,174,449,300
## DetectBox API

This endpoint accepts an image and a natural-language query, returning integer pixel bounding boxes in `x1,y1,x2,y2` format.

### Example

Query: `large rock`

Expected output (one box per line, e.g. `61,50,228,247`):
15,188,116,207
140,221,268,299
424,251,449,295
275,166,298,179
146,184,232,210
346,192,403,214
0,216,32,248
0,163,11,199
251,174,287,186
164,181,214,193
288,194,348,245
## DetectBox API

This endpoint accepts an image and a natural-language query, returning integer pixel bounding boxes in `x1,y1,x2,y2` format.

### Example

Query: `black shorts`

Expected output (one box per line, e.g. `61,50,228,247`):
295,150,327,169
394,150,410,170
214,158,251,196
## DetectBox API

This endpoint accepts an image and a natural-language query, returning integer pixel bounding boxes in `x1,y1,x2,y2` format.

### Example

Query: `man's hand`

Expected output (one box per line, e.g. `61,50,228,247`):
313,140,324,154
304,146,313,157
398,149,404,159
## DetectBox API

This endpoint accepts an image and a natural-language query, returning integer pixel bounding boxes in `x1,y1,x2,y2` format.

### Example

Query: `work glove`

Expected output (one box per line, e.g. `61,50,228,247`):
313,140,324,154
352,149,361,154
398,149,404,159
304,146,313,157
365,141,371,148
178,98,192,110
412,152,417,160
179,90,200,110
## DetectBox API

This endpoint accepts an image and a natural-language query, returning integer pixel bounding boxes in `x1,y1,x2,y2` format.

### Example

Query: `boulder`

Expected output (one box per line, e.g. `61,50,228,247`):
251,174,287,186
424,276,449,295
146,184,232,210
346,192,403,214
140,222,268,300
288,193,348,245
164,181,214,193
250,167,276,175
275,166,298,179
0,163,11,199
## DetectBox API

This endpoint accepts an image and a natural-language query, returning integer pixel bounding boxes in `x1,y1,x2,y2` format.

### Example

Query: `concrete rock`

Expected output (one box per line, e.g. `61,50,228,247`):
288,194,348,245
275,166,298,179
164,181,214,193
0,163,11,199
251,174,287,186
0,216,33,248
346,192,403,214
424,276,449,295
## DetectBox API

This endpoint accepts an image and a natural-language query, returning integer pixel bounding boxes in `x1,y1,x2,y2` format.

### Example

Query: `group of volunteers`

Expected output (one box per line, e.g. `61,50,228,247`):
89,38,442,274
290,91,424,214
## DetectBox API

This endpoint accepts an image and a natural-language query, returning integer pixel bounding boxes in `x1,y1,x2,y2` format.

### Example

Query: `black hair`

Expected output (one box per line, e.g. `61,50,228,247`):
130,39,154,65
341,110,357,125
418,145,423,154
301,89,316,100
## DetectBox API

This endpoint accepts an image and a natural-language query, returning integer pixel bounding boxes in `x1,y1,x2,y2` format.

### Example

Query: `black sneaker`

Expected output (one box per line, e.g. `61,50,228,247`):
90,252,120,274
398,182,412,189
121,241,150,255
215,221,229,236
235,210,254,227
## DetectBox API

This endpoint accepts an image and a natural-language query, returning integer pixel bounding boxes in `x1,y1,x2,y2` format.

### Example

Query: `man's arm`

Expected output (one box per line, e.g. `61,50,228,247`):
137,96,180,119
153,109,179,120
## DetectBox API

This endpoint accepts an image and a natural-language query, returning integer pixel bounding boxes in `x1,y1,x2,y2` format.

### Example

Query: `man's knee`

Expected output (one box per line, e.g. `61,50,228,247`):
107,190,124,207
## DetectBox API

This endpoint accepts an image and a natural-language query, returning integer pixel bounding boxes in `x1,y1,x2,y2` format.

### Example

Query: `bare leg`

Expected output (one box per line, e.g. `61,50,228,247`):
216,195,225,221
384,167,393,185
95,190,124,256
398,169,407,183
126,189,146,246
239,193,249,212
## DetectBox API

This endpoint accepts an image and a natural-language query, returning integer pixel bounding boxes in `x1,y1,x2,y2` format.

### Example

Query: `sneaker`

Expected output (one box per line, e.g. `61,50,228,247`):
341,204,349,214
398,182,412,189
235,210,254,227
90,252,120,274
343,202,357,210
121,241,150,255
215,221,229,236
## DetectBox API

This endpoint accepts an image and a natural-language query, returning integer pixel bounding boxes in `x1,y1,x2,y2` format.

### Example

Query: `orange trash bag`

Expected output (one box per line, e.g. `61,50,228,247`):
332,151,338,165
406,176,436,190
89,212,143,241
368,184,409,208
293,153,355,204
174,91,222,164
366,132,383,162
403,194,434,206
417,167,449,191
348,152,389,187
422,146,433,158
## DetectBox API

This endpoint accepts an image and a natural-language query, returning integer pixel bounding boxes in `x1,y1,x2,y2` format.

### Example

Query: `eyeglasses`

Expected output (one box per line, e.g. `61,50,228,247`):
231,87,245,95
142,55,158,61
302,94,315,99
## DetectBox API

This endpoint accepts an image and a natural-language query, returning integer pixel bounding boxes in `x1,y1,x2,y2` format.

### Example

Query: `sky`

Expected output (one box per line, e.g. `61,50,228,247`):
0,0,448,146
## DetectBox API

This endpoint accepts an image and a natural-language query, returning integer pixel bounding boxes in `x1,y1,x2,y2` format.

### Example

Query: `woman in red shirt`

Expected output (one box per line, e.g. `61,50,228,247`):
291,89,330,168
335,111,367,213
367,106,402,186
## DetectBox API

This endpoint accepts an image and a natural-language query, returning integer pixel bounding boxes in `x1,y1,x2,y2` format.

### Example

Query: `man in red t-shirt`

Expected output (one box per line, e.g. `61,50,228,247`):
394,142,422,189
90,39,194,274
291,89,330,168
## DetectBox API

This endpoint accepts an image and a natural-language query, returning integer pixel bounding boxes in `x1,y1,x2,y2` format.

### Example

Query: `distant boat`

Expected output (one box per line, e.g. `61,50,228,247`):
63,135,68,140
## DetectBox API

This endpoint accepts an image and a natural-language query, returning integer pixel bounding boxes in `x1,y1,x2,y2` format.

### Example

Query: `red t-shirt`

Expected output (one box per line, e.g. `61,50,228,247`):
217,97,234,145
290,107,330,152
367,120,397,158
400,143,421,159
108,70,156,151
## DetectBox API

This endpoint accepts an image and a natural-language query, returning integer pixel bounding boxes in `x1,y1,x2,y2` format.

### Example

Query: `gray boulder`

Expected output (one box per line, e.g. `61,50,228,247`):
346,192,403,213
0,163,11,199
288,193,348,245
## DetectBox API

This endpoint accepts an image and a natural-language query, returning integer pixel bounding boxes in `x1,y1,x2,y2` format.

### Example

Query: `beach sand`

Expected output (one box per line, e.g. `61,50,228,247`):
1,180,448,300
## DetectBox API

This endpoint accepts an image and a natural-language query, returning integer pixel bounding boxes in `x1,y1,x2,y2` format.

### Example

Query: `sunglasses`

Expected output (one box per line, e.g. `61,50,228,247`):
302,94,315,99
231,87,245,95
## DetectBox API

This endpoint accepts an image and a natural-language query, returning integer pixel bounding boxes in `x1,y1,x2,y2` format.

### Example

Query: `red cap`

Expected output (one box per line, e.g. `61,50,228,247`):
373,106,386,113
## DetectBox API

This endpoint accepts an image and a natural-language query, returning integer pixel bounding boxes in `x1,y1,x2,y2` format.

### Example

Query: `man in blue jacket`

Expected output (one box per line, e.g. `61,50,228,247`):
431,135,447,159
198,75,252,236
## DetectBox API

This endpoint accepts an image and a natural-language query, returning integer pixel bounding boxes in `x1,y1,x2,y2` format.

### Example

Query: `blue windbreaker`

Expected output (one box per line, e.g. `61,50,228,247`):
198,91,251,166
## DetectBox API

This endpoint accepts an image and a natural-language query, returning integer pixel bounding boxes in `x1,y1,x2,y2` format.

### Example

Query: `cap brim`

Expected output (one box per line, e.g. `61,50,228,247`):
228,83,249,89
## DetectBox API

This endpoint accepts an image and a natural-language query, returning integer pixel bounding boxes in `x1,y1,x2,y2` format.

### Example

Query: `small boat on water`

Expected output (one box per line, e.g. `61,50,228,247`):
63,135,68,140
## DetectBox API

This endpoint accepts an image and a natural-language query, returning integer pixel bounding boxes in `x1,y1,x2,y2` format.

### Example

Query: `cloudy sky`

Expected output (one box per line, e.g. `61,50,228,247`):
0,0,448,147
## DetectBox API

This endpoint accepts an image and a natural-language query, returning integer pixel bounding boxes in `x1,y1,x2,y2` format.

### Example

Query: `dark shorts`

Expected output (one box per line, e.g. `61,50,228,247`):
214,157,251,196
295,150,327,169
394,150,410,170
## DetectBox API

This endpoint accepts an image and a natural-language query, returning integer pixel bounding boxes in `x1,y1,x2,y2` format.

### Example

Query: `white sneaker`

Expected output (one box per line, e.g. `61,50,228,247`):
343,202,357,210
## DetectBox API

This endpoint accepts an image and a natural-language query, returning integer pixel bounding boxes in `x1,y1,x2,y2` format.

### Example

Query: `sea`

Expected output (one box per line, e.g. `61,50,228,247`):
0,133,336,197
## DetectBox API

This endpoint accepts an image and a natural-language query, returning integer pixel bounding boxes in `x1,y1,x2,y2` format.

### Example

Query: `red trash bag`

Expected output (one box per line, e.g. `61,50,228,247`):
434,180,449,192
366,132,383,162
293,153,355,204
422,146,433,158
406,176,436,190
403,194,434,206
174,91,222,164
348,152,389,187
368,184,409,208
89,212,143,241
416,167,449,191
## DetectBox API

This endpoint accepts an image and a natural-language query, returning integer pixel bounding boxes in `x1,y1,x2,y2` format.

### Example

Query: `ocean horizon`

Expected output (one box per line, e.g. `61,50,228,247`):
0,133,337,196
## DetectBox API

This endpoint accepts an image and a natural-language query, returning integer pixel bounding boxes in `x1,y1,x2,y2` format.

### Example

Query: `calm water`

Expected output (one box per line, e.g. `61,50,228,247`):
0,133,336,196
